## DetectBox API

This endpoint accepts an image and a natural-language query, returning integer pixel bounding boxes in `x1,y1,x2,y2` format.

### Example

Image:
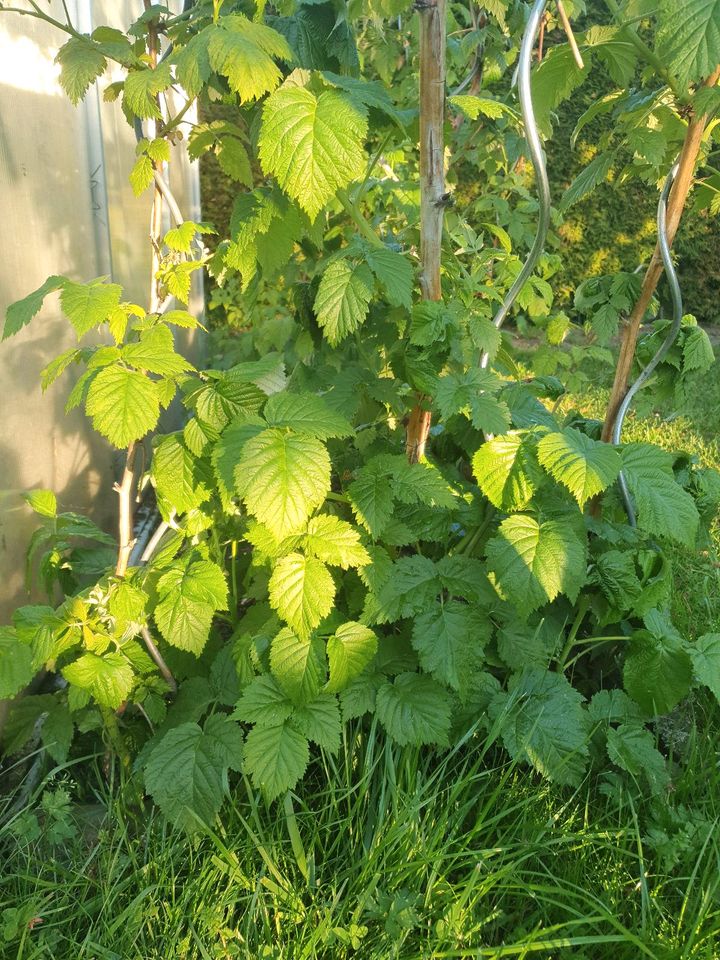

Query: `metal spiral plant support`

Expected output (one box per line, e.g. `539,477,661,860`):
480,0,552,369
613,162,683,525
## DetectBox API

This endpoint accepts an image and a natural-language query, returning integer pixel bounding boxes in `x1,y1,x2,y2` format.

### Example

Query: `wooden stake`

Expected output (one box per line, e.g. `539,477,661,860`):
406,0,447,463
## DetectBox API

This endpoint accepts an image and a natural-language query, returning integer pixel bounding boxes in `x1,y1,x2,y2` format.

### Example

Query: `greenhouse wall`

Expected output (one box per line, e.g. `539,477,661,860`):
0,0,203,625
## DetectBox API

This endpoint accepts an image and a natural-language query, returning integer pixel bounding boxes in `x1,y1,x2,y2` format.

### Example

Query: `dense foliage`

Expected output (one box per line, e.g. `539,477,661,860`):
2,0,720,826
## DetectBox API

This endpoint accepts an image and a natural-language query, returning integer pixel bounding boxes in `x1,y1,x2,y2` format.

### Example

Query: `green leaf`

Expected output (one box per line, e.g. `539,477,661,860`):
303,515,370,569
3,276,66,340
0,629,34,699
217,138,253,185
326,621,378,692
122,325,194,376
123,62,172,119
55,38,107,104
435,370,510,433
41,347,82,391
314,259,374,345
531,45,589,136
243,721,310,801
269,627,327,703
472,433,542,511
130,154,154,196
154,557,228,655
234,674,294,726
449,94,514,120
561,152,616,210
85,366,161,447
151,433,212,515
263,391,353,439
372,554,440,624
144,715,243,829
291,694,341,753
683,326,715,372
236,428,331,540
411,602,489,692
486,515,586,612
365,246,413,309
621,444,699,547
60,279,122,337
538,429,622,508
656,0,720,87
347,463,395,538
259,87,368,220
375,673,452,747
268,554,335,640
207,15,292,102
606,723,670,794
23,489,57,518
491,668,590,786
624,620,693,715
689,633,720,702
62,652,133,708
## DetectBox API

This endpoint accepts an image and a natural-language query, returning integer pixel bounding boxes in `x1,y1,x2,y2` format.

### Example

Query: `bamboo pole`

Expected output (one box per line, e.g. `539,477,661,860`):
405,0,447,463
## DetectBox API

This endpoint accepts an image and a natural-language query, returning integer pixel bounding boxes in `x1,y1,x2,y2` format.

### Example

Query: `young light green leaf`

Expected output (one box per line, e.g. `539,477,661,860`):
486,515,586,611
62,652,133,708
263,391,353,439
449,94,514,120
268,554,335,640
123,62,172,119
269,628,327,704
60,279,123,337
122,325,194,377
3,276,66,340
151,433,212,515
538,429,622,508
236,428,331,540
314,259,374,345
85,366,161,447
55,37,107,104
326,621,378,693
259,87,368,220
375,673,452,747
23,489,57,519
472,433,543,511
243,721,310,801
304,515,370,569
207,15,292,102
154,557,228,655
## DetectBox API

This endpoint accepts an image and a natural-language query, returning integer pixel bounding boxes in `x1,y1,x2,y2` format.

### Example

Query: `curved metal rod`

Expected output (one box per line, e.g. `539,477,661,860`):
613,162,683,525
480,0,551,369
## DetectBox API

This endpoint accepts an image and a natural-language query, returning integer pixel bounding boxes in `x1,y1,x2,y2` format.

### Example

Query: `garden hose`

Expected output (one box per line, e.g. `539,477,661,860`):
480,0,551,369
613,162,683,525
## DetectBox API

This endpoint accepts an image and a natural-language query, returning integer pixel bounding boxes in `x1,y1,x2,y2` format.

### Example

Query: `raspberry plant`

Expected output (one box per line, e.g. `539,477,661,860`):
1,0,720,822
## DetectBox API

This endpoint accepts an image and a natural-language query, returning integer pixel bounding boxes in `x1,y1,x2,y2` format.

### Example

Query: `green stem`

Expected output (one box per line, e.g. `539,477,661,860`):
325,491,349,504
102,708,131,769
555,595,591,673
0,5,83,39
354,132,392,203
336,189,384,248
602,0,681,98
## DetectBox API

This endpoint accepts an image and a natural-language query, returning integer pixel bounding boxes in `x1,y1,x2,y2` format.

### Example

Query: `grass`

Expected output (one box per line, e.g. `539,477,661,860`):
2,359,720,960
2,717,720,959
